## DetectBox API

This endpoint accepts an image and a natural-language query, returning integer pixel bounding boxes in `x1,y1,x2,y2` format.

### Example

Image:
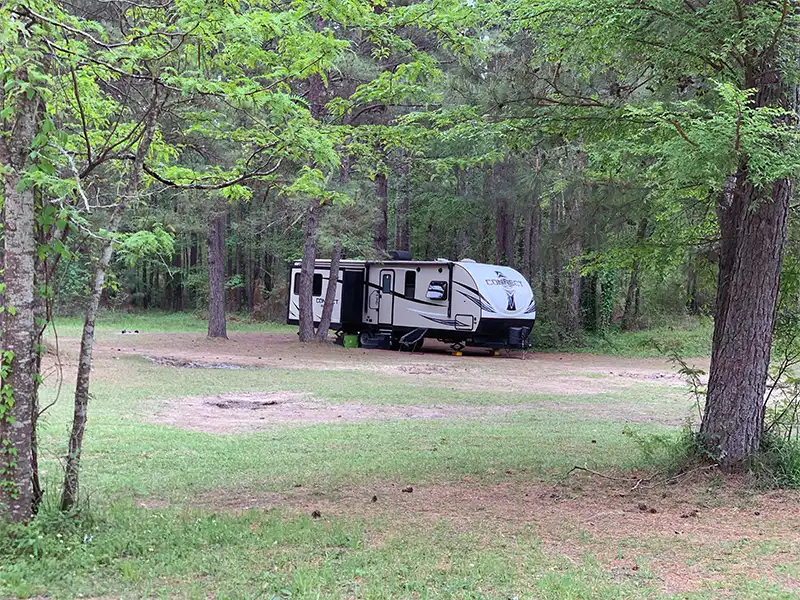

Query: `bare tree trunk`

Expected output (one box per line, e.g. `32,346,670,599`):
0,92,39,522
504,207,515,268
686,260,700,315
621,264,641,331
531,196,541,282
374,172,389,255
550,195,561,298
494,195,506,265
393,157,411,252
0,61,47,522
699,49,795,469
622,218,648,331
563,183,583,336
522,212,533,281
206,210,228,339
298,199,321,342
315,239,343,341
701,173,790,468
61,89,160,512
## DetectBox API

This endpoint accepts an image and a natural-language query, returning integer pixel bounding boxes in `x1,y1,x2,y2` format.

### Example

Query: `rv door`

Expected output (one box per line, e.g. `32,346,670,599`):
378,270,394,325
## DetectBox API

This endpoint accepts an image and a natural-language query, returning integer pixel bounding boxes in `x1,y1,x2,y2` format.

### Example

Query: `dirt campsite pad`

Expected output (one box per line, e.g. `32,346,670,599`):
153,391,502,433
84,330,696,397
153,390,691,433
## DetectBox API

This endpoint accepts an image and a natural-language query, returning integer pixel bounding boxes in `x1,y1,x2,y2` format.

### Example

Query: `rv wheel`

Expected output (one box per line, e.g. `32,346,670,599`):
359,331,371,347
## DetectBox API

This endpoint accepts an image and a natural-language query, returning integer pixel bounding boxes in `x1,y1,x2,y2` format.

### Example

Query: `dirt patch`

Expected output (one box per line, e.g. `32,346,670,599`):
191,474,800,595
153,390,689,434
145,355,245,370
152,391,515,433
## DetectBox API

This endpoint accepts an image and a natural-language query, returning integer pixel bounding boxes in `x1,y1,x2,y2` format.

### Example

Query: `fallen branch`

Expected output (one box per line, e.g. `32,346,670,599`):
564,463,719,490
563,466,635,482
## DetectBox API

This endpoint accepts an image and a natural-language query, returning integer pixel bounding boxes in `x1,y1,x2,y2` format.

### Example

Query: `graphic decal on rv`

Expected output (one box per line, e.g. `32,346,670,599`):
408,308,469,329
524,299,536,315
457,290,496,313
422,315,469,328
466,265,533,317
505,289,516,311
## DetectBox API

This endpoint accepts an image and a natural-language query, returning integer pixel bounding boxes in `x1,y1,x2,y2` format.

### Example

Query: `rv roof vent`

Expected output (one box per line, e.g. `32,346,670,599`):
461,258,476,263
389,250,412,261
436,258,449,262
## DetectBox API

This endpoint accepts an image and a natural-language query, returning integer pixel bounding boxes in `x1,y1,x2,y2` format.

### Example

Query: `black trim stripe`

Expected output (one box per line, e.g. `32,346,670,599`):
458,290,496,313
524,299,536,314
453,280,492,303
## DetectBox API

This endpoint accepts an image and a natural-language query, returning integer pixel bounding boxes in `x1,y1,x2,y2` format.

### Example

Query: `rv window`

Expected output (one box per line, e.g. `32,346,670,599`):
381,273,393,294
293,273,323,296
426,281,448,301
404,271,416,298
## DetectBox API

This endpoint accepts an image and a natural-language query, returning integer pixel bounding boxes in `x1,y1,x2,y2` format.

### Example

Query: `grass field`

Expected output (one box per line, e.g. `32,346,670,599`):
2,315,798,599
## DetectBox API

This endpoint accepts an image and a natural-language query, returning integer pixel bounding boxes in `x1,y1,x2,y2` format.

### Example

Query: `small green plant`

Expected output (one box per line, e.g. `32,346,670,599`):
750,434,800,488
622,422,700,475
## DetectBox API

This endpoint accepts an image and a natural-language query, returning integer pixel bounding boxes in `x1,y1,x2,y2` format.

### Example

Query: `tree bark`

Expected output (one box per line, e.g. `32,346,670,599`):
701,172,790,468
494,194,506,265
564,193,582,336
393,156,411,252
531,196,541,283
374,172,389,255
298,199,321,342
206,210,228,339
61,88,160,512
550,194,561,298
504,206,515,268
622,218,648,331
522,212,533,281
0,85,40,522
700,39,795,469
315,239,343,341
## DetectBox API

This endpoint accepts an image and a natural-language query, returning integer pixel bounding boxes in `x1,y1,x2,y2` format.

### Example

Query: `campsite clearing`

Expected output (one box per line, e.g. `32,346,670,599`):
4,320,797,599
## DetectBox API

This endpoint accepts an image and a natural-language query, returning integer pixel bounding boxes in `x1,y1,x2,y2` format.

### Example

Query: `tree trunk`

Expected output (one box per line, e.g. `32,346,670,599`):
374,172,389,255
504,207,515,268
61,89,160,512
494,195,506,265
0,74,42,522
622,218,648,331
207,210,228,339
701,172,790,468
522,212,533,281
621,264,641,331
298,199,321,342
393,157,411,252
686,261,700,315
550,195,561,298
531,196,541,283
563,185,583,336
315,239,343,341
699,43,795,469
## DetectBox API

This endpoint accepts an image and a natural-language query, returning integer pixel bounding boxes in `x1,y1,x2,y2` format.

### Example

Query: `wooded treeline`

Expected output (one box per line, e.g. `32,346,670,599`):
2,0,800,521
80,154,713,340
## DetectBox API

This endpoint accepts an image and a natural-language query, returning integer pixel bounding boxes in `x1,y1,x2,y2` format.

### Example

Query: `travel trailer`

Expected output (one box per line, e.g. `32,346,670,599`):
287,253,536,351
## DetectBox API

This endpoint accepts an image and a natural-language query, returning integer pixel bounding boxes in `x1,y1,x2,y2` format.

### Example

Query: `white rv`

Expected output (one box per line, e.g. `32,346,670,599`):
287,255,536,350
